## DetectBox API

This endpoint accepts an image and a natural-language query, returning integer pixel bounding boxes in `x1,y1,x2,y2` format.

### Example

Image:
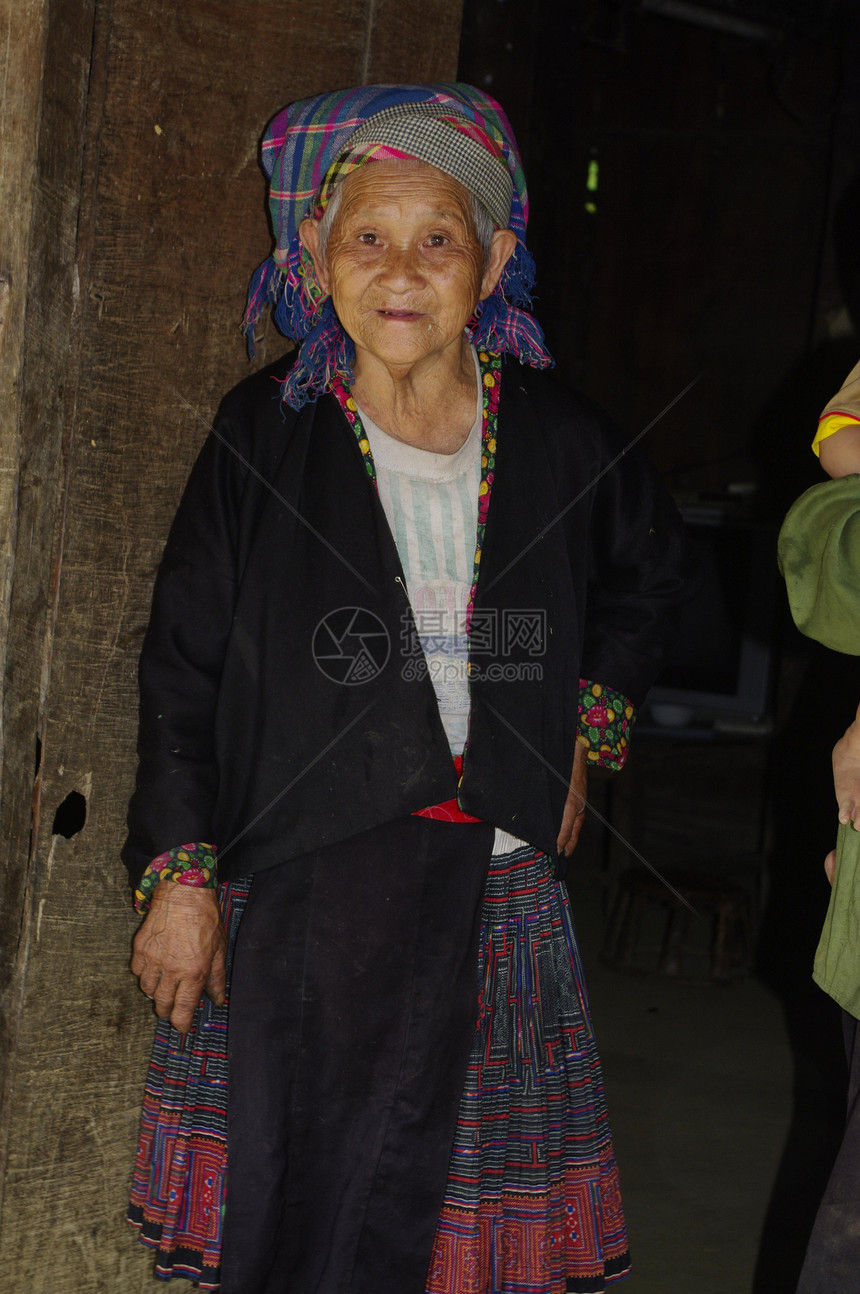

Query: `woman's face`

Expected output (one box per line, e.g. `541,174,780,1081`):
301,160,514,376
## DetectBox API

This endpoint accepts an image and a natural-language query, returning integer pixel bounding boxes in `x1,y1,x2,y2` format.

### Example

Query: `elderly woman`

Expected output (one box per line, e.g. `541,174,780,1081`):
125,84,692,1293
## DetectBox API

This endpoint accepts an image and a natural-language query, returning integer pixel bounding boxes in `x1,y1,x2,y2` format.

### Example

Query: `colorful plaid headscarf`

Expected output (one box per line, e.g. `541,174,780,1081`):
242,83,553,408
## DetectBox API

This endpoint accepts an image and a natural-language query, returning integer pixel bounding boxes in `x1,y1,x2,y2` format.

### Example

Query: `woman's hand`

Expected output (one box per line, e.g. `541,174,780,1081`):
131,882,226,1034
557,740,588,858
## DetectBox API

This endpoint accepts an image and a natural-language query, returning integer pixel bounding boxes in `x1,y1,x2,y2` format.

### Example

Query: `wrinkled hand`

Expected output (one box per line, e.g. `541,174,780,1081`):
556,739,589,858
131,882,226,1034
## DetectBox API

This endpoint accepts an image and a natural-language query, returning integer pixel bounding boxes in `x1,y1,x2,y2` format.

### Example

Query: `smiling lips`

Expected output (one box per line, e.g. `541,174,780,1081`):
378,308,423,319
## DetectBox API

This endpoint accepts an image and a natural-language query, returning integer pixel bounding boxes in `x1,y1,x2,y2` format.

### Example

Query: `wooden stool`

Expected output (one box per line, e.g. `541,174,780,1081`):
601,866,755,982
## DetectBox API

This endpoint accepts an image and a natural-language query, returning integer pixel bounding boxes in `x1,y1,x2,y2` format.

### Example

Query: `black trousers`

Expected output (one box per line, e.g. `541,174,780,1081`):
220,814,494,1294
797,1011,860,1292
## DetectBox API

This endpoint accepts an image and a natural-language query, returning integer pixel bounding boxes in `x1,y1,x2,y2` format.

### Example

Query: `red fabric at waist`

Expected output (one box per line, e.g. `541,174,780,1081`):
414,755,483,824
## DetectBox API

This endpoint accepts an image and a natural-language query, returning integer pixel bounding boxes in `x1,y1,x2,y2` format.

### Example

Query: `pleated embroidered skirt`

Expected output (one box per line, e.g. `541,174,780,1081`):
127,879,249,1290
127,821,630,1293
427,844,630,1293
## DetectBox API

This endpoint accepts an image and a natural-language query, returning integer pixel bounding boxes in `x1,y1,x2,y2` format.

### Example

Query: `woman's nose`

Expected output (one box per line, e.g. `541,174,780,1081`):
377,244,425,289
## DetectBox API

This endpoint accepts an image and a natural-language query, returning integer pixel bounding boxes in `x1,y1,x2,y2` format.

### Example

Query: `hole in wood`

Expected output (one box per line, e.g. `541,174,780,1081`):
52,790,87,839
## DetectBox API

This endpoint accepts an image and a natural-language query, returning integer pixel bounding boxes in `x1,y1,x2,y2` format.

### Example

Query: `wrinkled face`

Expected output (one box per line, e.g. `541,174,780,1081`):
302,160,507,374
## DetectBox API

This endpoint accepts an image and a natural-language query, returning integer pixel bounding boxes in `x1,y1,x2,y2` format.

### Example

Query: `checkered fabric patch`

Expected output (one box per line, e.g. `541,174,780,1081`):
342,105,514,227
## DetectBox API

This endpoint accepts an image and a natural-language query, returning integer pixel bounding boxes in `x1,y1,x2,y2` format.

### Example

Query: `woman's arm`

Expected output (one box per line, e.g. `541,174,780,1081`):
123,406,246,888
125,394,249,1027
556,738,588,858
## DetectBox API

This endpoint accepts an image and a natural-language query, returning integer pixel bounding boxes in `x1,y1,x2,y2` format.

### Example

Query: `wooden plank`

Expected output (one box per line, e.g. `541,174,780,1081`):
0,0,96,1219
0,0,463,1287
362,0,463,81
0,0,48,700
0,0,50,955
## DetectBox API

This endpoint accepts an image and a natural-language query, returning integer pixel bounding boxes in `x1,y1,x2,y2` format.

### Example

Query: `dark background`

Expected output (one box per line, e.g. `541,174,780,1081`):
458,3,860,1286
460,0,859,512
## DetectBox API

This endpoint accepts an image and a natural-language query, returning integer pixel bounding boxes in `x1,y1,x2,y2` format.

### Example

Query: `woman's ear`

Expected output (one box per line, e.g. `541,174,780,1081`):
479,228,518,301
299,217,330,294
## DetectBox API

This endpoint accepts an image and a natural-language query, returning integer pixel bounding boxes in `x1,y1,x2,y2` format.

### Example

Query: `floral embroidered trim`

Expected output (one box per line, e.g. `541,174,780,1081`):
134,842,218,914
331,380,379,491
577,679,635,771
467,351,501,635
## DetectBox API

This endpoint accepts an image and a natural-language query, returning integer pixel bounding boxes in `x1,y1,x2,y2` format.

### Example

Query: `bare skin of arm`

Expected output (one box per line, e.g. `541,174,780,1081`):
131,882,227,1034
818,425,860,479
824,701,860,884
556,739,589,858
814,426,860,881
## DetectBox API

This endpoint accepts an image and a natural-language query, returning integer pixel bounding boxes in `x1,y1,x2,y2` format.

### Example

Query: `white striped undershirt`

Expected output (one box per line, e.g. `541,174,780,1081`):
357,346,528,857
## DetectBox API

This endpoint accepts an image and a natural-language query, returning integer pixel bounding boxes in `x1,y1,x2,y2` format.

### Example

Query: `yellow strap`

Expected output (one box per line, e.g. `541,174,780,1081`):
812,412,860,457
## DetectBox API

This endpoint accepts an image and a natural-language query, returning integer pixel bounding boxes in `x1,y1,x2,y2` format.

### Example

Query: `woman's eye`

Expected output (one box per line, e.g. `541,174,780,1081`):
428,233,449,247
358,232,378,245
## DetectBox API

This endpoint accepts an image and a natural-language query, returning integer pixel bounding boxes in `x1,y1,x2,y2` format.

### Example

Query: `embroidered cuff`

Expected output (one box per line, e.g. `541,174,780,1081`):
577,679,636,771
134,842,218,913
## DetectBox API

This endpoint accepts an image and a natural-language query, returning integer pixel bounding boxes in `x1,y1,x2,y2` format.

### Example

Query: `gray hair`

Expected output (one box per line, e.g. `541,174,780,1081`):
316,184,343,262
469,194,495,269
315,182,497,270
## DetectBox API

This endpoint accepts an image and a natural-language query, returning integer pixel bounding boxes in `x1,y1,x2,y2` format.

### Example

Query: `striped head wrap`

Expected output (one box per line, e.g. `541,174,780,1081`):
242,83,553,408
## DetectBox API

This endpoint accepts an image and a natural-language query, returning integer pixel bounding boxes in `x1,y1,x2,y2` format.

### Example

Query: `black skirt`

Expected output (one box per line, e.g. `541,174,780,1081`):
221,814,494,1293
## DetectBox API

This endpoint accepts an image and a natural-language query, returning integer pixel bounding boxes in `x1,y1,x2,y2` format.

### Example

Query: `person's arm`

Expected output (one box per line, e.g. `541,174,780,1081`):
814,358,860,478
819,423,860,478
824,701,860,885
834,701,860,828
124,419,244,883
556,736,588,857
555,679,635,859
125,393,249,1029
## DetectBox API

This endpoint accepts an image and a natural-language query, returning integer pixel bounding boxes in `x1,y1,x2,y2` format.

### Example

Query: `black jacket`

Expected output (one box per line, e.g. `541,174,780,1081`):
123,354,694,887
